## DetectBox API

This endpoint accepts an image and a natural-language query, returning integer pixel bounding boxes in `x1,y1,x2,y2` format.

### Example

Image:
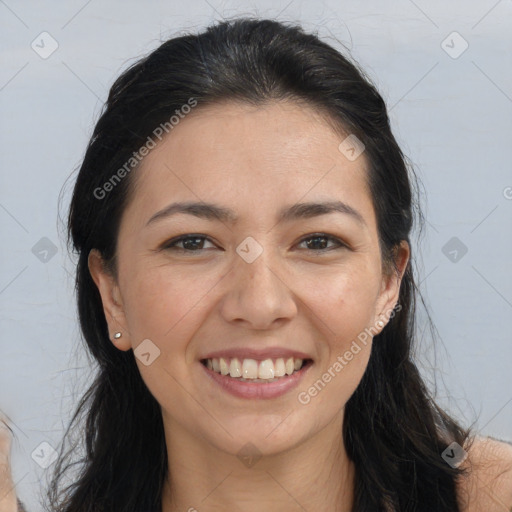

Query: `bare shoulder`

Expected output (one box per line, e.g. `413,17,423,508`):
457,435,512,512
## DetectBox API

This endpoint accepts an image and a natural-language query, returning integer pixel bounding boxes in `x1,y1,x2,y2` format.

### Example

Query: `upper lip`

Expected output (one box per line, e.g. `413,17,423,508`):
200,347,314,361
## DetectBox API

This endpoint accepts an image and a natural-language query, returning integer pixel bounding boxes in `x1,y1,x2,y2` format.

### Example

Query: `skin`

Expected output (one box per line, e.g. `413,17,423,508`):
0,102,510,511
88,100,409,511
457,436,512,512
0,415,17,512
0,424,510,511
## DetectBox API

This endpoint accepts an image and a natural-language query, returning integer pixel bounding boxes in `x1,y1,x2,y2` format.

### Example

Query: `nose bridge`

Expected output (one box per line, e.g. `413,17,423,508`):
220,238,297,328
238,244,278,288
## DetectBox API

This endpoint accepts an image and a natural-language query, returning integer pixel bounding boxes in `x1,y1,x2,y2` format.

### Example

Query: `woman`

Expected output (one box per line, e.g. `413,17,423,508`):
2,17,511,512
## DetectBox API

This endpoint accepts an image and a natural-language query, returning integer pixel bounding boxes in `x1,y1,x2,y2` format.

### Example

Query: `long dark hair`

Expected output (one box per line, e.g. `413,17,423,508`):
46,17,475,511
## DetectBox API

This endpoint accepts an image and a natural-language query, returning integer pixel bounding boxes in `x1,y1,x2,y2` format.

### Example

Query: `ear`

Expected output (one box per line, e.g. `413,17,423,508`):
372,240,410,334
88,249,131,351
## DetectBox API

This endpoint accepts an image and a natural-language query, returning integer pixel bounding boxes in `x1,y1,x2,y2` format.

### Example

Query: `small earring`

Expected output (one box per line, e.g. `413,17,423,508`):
114,332,122,339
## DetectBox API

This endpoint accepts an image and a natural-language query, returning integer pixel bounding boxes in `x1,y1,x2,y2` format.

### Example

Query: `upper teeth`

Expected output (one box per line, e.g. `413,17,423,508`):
205,357,304,379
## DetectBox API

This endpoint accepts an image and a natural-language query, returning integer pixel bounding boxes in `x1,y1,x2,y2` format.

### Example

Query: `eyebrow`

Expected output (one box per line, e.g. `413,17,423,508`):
145,200,367,228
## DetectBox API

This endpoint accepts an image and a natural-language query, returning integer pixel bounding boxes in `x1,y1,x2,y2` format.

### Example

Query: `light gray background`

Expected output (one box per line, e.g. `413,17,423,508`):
1,0,511,509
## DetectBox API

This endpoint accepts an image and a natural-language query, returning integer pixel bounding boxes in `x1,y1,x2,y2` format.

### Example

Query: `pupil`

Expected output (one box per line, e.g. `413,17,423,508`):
184,237,203,250
307,236,327,250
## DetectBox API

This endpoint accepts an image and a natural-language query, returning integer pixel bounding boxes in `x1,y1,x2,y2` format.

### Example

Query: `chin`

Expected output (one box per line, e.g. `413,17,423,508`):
200,415,312,459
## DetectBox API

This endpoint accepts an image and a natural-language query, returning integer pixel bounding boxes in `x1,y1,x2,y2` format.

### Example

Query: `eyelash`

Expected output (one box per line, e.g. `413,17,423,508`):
161,233,347,254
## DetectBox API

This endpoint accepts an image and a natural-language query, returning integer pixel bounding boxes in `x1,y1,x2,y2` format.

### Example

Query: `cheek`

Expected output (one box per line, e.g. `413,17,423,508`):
121,265,222,351
119,267,217,411
295,265,378,405
125,267,212,342
305,344,371,420
301,263,380,344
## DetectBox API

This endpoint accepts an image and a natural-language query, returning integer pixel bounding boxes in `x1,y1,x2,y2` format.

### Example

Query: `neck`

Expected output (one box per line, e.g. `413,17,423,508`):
160,412,355,512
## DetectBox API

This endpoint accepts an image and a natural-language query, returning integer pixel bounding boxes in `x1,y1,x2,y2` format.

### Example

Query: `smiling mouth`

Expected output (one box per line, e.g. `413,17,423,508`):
200,357,313,383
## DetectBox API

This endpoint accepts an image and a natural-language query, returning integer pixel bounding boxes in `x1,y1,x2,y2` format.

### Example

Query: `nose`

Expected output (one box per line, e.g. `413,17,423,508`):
219,247,298,330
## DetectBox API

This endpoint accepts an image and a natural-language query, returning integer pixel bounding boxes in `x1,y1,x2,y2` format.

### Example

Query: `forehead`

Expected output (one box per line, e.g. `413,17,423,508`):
123,100,376,231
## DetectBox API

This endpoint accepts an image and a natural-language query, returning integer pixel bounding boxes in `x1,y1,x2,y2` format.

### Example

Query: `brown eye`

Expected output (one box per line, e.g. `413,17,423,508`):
162,234,216,252
297,234,346,252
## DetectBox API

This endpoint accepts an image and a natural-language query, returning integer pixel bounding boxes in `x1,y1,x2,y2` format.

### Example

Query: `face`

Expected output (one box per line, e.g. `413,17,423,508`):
89,100,409,459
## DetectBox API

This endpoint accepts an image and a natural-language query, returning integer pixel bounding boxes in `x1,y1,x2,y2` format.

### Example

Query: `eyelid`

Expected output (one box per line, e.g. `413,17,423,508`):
160,233,218,251
160,232,348,253
296,233,348,251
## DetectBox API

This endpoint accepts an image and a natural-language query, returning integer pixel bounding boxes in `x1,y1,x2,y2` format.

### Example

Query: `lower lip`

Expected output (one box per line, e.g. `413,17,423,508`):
200,361,313,399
